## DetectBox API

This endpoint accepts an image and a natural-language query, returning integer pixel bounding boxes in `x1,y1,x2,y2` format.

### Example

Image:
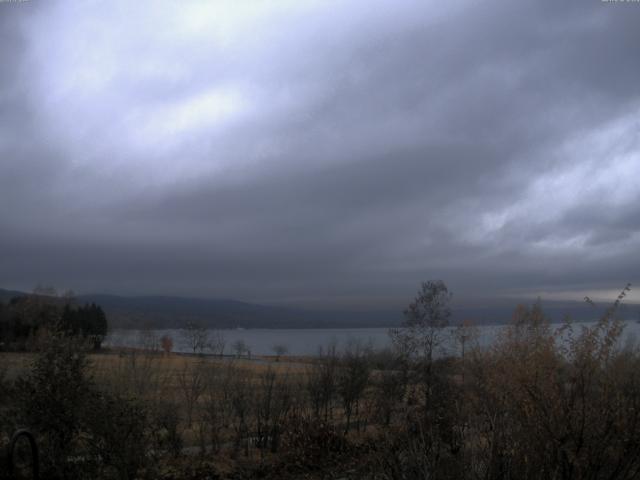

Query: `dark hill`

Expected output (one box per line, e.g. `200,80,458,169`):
1,288,637,329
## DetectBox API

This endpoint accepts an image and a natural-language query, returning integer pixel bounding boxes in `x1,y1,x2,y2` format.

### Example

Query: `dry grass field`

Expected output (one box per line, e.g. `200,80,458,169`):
1,349,310,379
2,349,317,438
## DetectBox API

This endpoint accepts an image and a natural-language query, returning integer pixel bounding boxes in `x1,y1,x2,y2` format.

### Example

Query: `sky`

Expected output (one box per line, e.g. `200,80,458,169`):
1,0,639,309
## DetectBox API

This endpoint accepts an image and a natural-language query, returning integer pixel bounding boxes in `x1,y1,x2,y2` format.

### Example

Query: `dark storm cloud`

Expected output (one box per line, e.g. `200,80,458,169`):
1,0,639,307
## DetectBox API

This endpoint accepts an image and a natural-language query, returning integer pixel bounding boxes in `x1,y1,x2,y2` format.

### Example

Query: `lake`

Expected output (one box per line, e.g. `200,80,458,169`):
105,319,640,357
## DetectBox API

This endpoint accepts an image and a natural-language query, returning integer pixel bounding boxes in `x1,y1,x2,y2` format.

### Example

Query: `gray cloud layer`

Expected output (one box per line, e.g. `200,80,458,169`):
1,0,639,307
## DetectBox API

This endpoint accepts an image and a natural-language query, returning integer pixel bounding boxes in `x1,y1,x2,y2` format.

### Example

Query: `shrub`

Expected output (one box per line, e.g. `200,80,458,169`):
14,331,92,479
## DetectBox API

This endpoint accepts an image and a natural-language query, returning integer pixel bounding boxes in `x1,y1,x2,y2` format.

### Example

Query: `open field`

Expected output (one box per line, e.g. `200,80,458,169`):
2,344,386,478
2,348,315,441
1,349,312,383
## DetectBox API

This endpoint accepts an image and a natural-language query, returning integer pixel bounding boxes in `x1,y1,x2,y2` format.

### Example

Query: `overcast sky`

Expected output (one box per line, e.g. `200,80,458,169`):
1,0,639,308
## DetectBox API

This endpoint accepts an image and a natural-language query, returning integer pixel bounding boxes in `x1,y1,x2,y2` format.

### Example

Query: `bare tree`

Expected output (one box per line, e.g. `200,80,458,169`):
228,367,252,457
338,342,371,434
254,368,293,455
108,350,175,414
452,319,478,383
201,361,235,453
388,280,453,427
390,280,452,362
306,343,339,422
138,327,160,353
373,368,406,426
181,321,209,355
206,329,226,356
272,344,288,361
232,339,248,358
176,360,206,427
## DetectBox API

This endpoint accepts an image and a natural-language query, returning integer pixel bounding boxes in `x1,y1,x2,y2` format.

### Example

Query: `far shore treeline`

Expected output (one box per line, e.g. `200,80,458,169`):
1,287,633,331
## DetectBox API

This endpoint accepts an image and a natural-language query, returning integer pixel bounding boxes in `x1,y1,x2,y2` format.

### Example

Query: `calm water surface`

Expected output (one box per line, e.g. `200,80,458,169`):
105,320,640,356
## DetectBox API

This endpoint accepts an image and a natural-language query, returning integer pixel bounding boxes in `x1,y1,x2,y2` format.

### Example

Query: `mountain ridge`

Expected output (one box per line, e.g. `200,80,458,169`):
1,288,637,329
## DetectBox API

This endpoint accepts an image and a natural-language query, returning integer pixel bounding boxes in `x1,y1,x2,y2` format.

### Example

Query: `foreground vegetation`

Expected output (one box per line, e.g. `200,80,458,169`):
1,282,639,479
